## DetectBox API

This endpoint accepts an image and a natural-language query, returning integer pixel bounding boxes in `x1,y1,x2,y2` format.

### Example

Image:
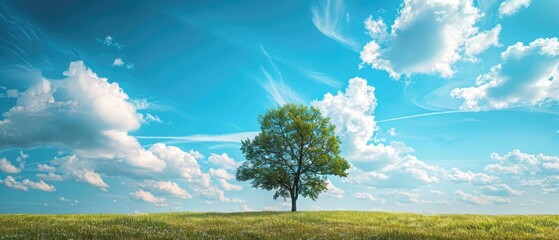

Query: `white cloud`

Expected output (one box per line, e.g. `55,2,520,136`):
112,58,134,69
311,0,358,50
0,176,27,191
365,16,388,42
101,35,123,49
142,180,192,199
0,176,55,192
324,180,344,199
454,190,511,205
208,153,239,170
464,25,502,61
387,127,396,137
360,0,499,79
498,0,531,17
209,168,243,191
520,176,559,194
313,77,397,167
6,89,19,98
37,163,56,172
37,172,63,181
72,169,109,190
147,143,242,202
484,149,559,175
149,143,209,187
353,192,384,204
444,168,499,185
209,168,234,180
143,113,162,124
481,183,523,196
240,204,254,212
452,38,559,110
112,58,124,67
0,158,20,173
314,77,442,188
429,190,445,195
0,61,166,172
59,197,79,205
479,149,559,194
131,190,166,207
215,178,243,191
22,179,56,192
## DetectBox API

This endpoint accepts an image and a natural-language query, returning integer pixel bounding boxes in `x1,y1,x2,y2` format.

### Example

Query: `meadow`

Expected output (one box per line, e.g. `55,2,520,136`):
1,211,558,239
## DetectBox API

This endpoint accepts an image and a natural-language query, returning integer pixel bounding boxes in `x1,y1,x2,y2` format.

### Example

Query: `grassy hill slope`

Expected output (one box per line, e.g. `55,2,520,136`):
1,211,558,239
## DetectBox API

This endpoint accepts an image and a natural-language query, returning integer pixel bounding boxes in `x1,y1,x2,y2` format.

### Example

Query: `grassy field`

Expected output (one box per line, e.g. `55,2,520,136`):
1,211,558,239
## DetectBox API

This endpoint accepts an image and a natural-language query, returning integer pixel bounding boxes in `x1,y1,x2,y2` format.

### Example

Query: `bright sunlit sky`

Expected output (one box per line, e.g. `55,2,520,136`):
1,0,558,214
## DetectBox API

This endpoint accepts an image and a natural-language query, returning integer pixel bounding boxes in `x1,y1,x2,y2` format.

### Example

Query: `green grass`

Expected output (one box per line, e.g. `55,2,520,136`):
1,211,558,239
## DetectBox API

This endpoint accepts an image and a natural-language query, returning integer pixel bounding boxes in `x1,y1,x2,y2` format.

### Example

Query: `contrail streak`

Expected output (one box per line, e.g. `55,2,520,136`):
376,110,466,123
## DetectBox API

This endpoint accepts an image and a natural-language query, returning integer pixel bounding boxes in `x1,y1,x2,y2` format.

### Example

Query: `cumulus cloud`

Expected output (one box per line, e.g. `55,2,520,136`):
324,180,344,199
142,180,192,199
131,190,166,207
147,143,242,201
452,38,559,110
454,190,511,205
37,163,56,172
37,172,64,181
481,183,523,196
353,192,384,204
520,176,559,194
0,176,56,192
475,149,559,194
0,151,27,174
313,77,397,167
444,168,499,185
1,89,19,98
311,0,358,50
360,0,500,79
314,77,442,188
0,61,165,172
112,58,134,69
464,25,502,61
209,168,242,191
498,0,531,17
149,143,209,186
112,58,124,67
72,169,109,191
0,158,20,173
208,153,239,170
484,149,559,175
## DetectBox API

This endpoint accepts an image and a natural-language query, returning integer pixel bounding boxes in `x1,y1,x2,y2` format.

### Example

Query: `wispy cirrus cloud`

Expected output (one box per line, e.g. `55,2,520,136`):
259,46,304,106
311,0,358,51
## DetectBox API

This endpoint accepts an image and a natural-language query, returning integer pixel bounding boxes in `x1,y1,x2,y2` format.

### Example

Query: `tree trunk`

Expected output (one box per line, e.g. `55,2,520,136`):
291,196,297,212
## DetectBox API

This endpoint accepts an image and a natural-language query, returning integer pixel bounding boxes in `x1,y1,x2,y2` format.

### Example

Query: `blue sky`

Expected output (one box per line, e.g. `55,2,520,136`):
1,0,558,214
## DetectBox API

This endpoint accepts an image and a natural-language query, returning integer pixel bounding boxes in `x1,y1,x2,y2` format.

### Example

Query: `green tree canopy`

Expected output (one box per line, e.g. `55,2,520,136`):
236,104,350,212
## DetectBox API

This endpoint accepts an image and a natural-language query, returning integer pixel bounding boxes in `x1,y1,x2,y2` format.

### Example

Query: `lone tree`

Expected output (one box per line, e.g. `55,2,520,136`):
236,104,349,212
